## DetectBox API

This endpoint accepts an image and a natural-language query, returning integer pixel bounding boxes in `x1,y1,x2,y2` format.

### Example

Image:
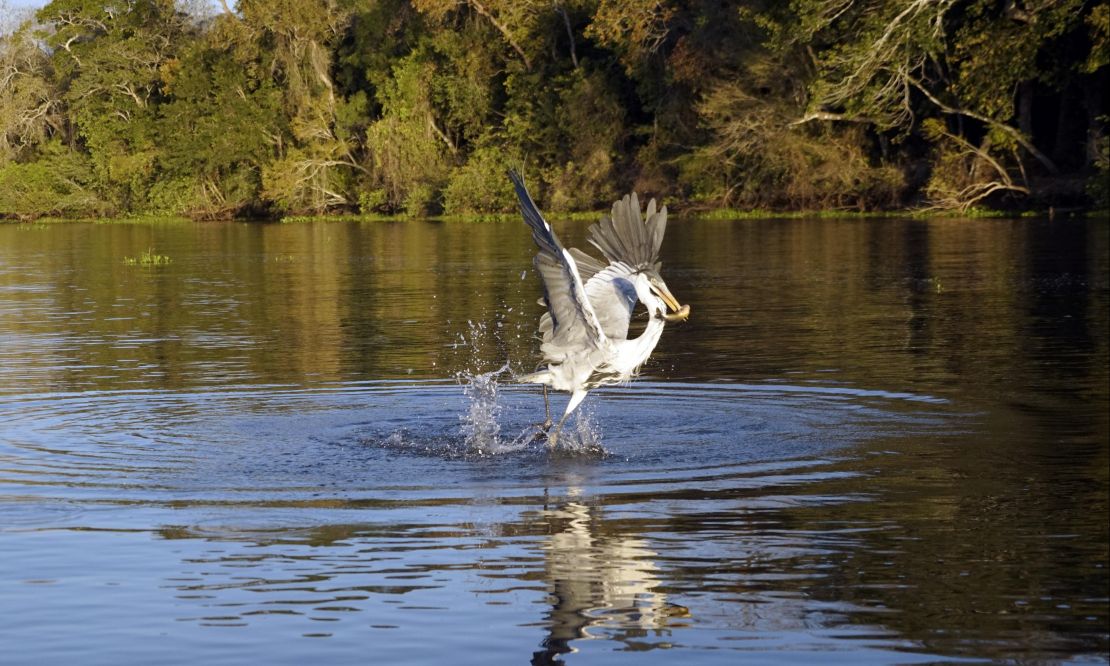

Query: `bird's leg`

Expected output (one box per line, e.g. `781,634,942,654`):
548,415,567,449
541,385,552,431
547,389,588,450
529,385,553,437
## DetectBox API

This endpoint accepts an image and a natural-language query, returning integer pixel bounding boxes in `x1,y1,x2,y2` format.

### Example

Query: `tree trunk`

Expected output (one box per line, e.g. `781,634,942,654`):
970,133,993,182
1017,81,1034,141
1052,85,1074,168
556,4,578,69
1084,79,1104,166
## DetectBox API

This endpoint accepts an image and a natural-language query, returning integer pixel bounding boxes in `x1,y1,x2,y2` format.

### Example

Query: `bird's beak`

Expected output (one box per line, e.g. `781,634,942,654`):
664,303,691,322
654,283,690,322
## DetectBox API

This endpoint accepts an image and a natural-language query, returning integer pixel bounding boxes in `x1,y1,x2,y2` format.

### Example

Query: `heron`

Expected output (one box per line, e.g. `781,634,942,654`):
509,170,690,447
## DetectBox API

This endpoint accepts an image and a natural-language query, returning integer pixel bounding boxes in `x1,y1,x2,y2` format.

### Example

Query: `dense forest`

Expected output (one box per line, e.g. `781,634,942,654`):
1,0,1107,219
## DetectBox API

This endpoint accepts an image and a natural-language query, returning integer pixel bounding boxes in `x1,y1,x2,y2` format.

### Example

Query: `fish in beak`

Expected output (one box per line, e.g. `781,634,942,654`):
649,276,691,322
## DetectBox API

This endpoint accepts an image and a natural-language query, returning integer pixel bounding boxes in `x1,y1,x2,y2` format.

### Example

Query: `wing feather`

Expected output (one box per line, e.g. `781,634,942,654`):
567,247,606,283
539,248,608,344
587,191,668,270
509,170,606,351
584,262,638,341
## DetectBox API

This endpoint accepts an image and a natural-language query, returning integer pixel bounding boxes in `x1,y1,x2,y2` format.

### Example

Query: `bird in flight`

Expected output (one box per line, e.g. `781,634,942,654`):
510,170,690,447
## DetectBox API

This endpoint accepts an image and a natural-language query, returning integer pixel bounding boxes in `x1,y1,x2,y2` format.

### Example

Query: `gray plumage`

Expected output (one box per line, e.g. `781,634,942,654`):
587,192,667,271
509,170,689,447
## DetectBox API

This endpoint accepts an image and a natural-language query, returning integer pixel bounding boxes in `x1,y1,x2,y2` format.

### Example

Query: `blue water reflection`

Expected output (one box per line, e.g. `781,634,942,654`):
0,217,1106,663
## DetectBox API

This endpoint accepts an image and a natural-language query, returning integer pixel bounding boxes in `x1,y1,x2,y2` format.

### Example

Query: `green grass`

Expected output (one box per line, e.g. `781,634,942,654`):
280,212,403,223
689,208,893,220
2,215,196,225
94,215,195,225
123,248,172,266
279,209,606,224
7,204,1090,225
689,205,1085,220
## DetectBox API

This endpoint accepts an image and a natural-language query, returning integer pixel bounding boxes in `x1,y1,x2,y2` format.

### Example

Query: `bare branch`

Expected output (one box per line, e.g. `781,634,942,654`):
427,113,457,153
555,3,577,69
909,76,1059,174
923,121,1031,210
790,110,878,126
467,0,531,69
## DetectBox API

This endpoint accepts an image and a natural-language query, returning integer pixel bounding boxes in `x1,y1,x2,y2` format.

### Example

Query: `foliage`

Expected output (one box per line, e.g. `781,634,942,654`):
678,54,903,210
790,0,1106,209
442,143,518,214
0,140,108,217
1089,117,1110,208
0,23,60,163
0,0,1104,219
538,69,625,211
363,52,449,214
154,14,282,217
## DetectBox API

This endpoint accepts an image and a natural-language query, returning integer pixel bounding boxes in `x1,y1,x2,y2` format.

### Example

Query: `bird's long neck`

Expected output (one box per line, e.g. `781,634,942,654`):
626,313,666,368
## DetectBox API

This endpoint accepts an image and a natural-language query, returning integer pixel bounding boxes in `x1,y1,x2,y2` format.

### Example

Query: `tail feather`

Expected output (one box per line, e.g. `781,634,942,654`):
516,369,552,385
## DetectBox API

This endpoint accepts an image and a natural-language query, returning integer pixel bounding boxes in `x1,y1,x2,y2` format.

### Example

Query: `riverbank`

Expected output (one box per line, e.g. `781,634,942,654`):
5,206,1105,226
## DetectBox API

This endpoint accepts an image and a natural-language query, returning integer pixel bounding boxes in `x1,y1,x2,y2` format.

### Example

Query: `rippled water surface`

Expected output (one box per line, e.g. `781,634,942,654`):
1,217,1107,664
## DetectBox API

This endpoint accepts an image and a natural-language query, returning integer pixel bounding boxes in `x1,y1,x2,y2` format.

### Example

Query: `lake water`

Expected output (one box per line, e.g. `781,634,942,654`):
0,216,1107,664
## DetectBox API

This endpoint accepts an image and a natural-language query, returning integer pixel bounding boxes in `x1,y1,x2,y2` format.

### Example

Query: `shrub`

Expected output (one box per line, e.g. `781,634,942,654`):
0,142,109,219
442,144,519,215
1088,120,1109,209
358,189,387,214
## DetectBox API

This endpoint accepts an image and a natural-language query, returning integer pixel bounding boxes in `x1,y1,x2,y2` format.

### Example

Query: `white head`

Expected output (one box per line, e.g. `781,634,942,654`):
633,270,690,322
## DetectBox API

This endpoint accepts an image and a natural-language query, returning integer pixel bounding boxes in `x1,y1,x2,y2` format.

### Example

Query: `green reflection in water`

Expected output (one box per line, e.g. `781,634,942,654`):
0,217,1106,663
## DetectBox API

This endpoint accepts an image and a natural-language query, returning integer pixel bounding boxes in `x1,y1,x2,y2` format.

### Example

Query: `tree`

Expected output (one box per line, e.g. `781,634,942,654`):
0,21,62,163
790,0,1104,209
37,0,189,210
153,13,283,216
235,0,361,213
1,0,1102,219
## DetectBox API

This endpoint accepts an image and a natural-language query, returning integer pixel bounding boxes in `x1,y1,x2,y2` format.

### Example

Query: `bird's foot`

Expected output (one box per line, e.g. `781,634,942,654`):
523,419,552,447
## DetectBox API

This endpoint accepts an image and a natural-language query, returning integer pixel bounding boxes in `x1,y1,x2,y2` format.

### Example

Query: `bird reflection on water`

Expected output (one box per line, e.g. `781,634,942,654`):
153,491,690,660
530,492,691,665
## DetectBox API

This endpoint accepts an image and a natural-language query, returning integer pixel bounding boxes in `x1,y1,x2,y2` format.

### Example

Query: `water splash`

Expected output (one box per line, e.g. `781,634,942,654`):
376,317,607,457
554,400,606,456
457,361,509,454
458,375,607,457
452,318,534,455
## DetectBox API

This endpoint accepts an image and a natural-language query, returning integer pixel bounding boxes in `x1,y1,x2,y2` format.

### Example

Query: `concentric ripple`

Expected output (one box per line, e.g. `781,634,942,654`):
0,379,949,531
0,377,962,664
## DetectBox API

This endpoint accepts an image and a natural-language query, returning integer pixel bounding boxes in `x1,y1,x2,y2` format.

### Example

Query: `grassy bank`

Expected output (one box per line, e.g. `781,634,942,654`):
4,206,1104,226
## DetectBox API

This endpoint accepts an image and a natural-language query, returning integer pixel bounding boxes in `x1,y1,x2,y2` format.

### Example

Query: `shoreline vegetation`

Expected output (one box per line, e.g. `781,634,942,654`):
1,0,1107,222
5,206,1105,227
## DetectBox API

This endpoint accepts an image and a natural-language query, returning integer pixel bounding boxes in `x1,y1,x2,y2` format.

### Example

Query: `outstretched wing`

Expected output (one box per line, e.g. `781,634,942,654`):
509,170,606,353
539,261,638,342
567,247,606,283
583,262,639,341
587,192,667,270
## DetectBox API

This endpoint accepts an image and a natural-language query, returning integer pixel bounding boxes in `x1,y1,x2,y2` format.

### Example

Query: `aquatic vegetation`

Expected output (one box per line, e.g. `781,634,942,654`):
123,248,172,266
